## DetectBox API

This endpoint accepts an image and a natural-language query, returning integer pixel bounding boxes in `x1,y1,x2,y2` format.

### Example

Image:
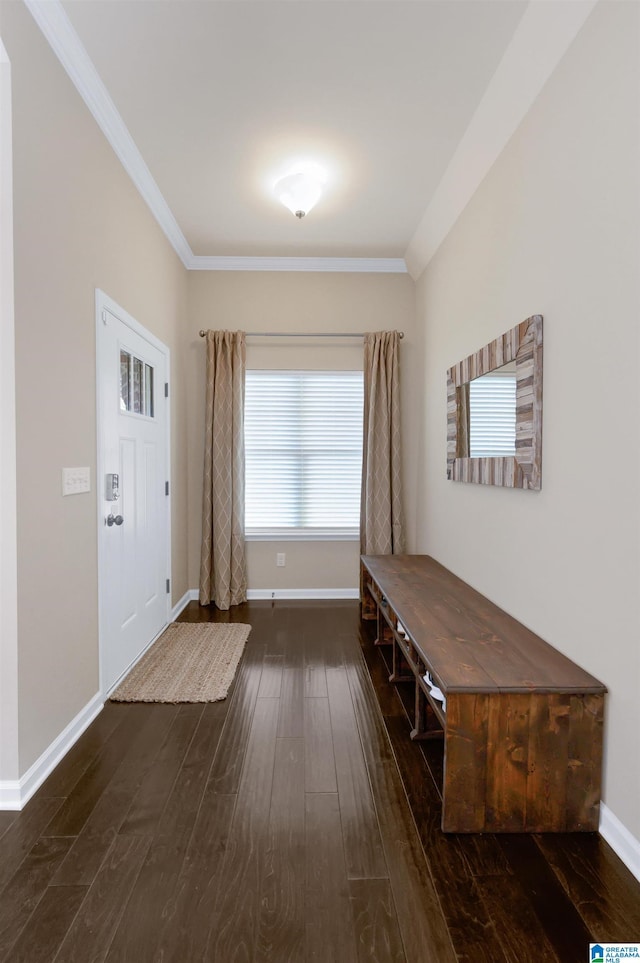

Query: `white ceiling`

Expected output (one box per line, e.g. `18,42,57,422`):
28,0,596,273
57,0,526,259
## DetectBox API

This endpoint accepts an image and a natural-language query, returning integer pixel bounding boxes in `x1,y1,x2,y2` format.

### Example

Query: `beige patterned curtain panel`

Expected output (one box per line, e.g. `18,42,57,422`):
199,330,248,609
360,330,405,556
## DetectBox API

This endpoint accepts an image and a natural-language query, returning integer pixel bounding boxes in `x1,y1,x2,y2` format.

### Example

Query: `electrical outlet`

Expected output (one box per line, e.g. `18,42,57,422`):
276,552,286,567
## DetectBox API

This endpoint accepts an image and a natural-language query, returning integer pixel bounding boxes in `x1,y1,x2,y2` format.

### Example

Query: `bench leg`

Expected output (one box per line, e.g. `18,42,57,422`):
411,682,444,741
374,608,393,646
389,636,414,683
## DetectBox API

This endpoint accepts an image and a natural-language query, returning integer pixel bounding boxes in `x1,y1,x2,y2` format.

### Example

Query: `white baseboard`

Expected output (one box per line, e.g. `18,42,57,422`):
170,588,199,621
247,588,359,600
185,587,359,605
600,802,640,883
0,691,103,810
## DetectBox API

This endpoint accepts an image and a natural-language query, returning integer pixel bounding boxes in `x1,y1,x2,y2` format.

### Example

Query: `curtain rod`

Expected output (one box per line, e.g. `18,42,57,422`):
198,330,404,339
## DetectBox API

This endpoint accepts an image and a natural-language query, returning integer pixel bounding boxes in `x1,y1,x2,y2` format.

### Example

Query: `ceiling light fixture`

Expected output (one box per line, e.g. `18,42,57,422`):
273,165,327,219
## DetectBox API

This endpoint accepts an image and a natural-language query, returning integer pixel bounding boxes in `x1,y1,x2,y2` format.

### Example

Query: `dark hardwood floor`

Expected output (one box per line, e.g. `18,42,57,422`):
1,600,638,962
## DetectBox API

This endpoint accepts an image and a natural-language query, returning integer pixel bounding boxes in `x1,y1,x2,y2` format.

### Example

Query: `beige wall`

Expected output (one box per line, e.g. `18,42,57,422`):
187,271,417,592
415,1,640,837
1,2,189,773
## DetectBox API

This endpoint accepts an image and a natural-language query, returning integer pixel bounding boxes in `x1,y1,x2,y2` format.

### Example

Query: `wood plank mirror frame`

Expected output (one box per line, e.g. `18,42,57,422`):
446,314,543,490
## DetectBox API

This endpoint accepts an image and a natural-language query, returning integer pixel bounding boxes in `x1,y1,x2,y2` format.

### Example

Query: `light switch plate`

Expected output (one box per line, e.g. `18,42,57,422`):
62,467,91,496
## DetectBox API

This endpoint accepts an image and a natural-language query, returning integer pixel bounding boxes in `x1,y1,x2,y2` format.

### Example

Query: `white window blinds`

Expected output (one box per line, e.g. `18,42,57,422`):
468,371,517,457
244,370,363,538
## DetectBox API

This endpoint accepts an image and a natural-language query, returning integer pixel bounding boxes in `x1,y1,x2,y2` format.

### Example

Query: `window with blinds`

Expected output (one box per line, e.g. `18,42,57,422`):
468,369,517,457
244,370,363,538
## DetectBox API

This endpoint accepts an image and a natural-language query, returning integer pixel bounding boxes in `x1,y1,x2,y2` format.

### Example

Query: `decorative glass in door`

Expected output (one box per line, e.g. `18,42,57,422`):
120,350,154,417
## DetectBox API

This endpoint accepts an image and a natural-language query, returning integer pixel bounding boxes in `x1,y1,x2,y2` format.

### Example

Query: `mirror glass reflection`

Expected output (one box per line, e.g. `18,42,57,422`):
458,361,517,458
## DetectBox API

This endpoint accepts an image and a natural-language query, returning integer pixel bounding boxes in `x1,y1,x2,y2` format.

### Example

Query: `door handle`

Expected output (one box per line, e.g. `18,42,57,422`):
106,513,124,527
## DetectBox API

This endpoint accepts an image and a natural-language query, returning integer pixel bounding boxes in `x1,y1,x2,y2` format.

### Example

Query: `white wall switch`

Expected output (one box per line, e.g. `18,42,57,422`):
276,552,286,567
62,467,91,496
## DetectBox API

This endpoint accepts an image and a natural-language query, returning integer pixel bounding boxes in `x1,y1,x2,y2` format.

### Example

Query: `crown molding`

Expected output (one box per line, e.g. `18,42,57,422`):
188,255,407,273
405,0,598,280
24,0,193,268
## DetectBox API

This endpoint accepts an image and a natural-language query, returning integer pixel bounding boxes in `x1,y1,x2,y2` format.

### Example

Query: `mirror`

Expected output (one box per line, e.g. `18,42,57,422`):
458,360,517,459
447,315,543,490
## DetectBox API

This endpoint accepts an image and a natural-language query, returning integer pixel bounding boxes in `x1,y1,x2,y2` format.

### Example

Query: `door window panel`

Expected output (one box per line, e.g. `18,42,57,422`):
144,363,154,418
119,349,155,417
120,351,130,411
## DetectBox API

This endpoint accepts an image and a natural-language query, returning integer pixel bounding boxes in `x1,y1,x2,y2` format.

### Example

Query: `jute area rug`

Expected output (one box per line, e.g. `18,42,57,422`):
110,621,251,703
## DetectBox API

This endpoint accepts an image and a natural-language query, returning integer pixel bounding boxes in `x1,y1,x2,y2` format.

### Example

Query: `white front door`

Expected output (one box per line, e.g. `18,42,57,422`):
96,290,170,694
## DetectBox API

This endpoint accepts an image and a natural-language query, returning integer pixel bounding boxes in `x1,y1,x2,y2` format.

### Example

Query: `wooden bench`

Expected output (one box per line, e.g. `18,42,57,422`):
361,554,606,834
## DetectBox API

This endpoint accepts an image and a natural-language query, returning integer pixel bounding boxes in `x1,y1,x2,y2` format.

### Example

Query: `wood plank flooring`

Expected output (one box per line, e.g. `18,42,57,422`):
1,600,639,962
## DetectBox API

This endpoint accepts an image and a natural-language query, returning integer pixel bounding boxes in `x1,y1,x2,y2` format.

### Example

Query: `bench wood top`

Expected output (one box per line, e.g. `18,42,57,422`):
361,554,606,695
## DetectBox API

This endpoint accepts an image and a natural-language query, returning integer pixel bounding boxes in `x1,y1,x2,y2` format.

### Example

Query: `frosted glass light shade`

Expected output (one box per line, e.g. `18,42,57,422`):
273,170,323,218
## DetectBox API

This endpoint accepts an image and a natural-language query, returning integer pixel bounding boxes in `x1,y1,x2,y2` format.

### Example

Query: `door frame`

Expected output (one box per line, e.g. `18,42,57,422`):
95,288,172,699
